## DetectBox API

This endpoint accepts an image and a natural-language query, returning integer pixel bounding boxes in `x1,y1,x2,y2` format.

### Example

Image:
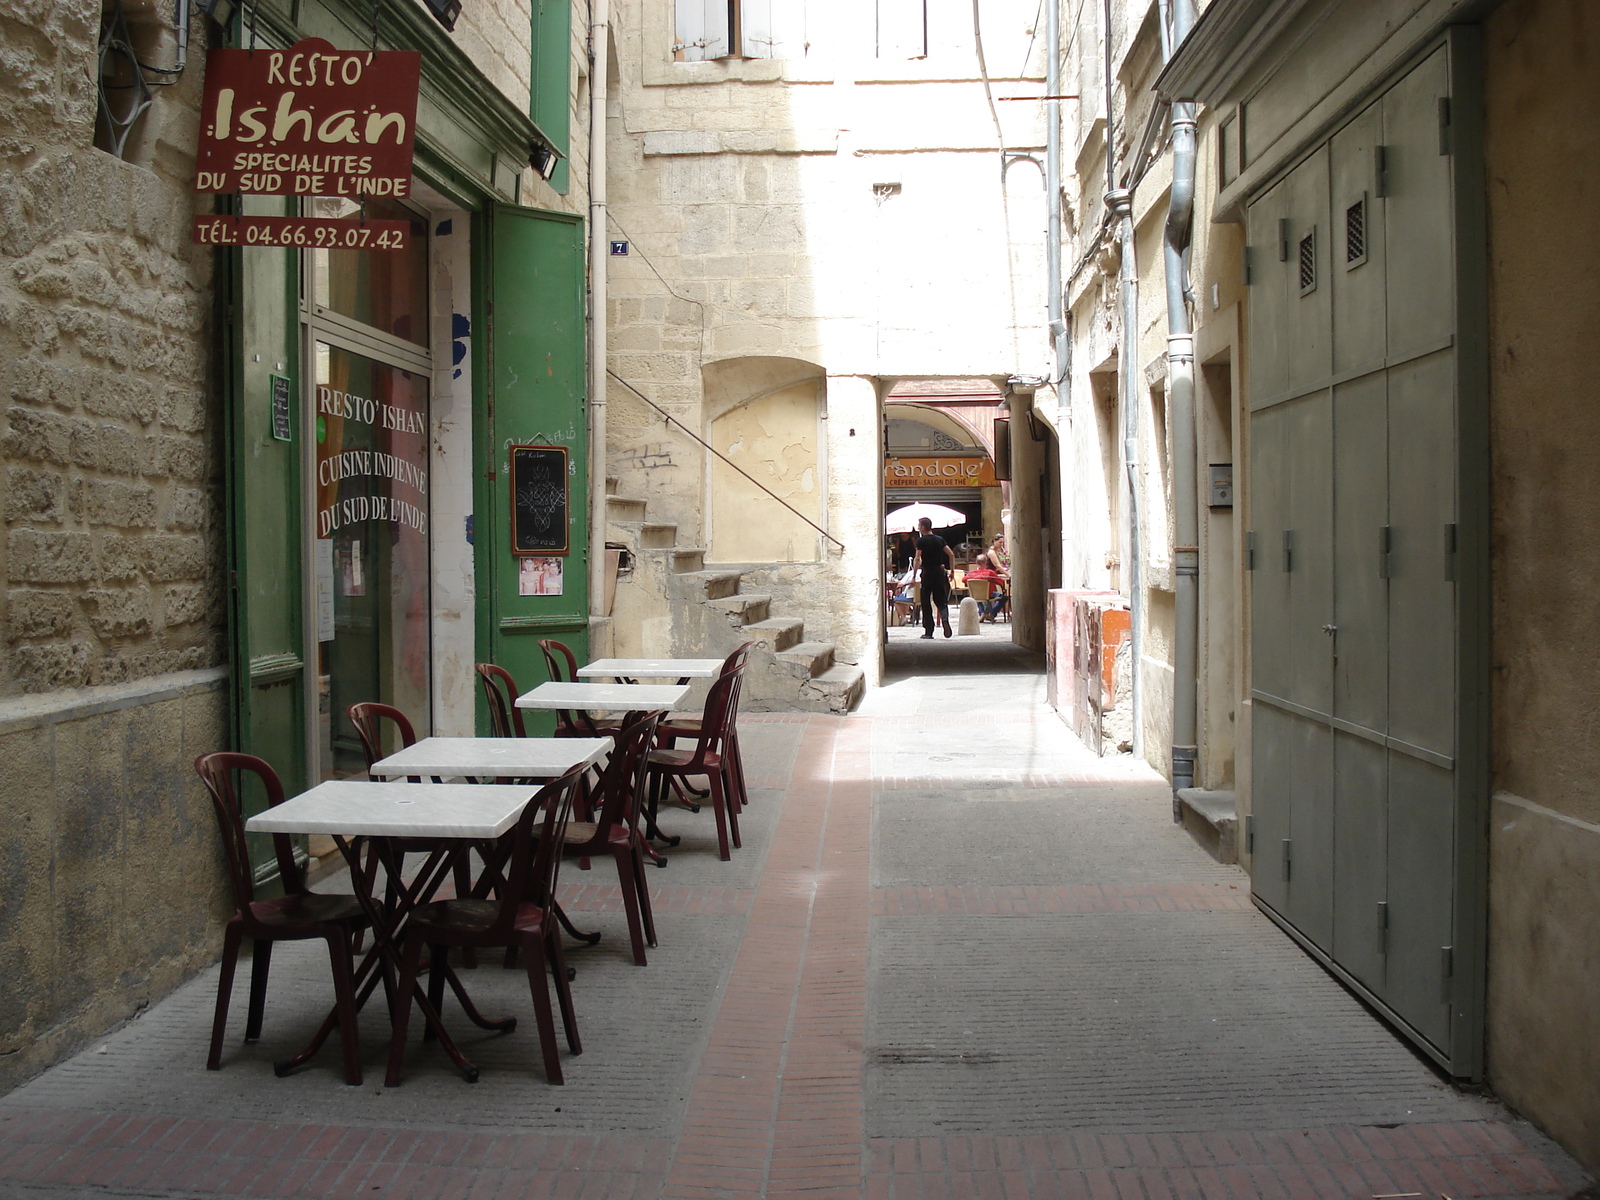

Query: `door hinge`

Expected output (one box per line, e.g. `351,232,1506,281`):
1282,838,1292,882
1282,529,1294,573
1374,145,1389,198
1444,522,1457,582
1245,530,1257,571
1377,900,1389,955
1245,813,1255,854
1277,217,1290,262
1378,525,1392,579
1242,244,1252,285
1438,97,1453,155
1441,945,1454,1003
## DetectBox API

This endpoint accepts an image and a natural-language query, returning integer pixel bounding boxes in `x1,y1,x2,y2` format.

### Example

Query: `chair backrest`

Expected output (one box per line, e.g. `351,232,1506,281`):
476,663,527,738
492,764,584,939
966,579,992,602
347,702,420,779
537,639,596,736
590,710,662,837
194,752,303,911
683,645,751,763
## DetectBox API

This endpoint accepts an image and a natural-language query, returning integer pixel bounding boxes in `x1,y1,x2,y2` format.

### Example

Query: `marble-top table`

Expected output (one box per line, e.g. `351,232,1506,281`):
515,681,689,712
245,780,541,840
576,657,724,682
368,736,612,782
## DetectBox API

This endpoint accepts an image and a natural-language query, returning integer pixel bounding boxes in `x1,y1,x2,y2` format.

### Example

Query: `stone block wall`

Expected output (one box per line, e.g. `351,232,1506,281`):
0,0,230,1091
1,0,223,696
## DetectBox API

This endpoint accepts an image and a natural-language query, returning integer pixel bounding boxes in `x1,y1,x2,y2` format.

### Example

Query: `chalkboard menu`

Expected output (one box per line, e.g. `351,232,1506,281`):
510,444,569,554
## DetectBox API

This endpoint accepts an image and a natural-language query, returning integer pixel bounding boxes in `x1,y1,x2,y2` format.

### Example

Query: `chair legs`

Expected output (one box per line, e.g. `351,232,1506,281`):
518,930,567,1085
385,936,426,1087
207,924,244,1070
613,843,650,965
245,939,272,1042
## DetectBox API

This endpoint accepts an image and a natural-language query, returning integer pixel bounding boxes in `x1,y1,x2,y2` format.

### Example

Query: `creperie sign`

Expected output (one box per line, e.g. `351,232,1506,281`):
193,38,421,197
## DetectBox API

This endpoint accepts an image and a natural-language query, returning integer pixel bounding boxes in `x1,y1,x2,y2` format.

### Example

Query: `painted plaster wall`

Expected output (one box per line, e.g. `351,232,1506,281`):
1055,0,1244,784
605,0,1050,680
1482,0,1600,1168
709,381,823,563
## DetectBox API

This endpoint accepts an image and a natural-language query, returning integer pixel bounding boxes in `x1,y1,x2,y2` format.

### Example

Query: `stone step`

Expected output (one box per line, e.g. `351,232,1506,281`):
606,494,647,522
1177,788,1237,865
777,640,835,680
667,547,706,573
639,522,678,549
705,593,771,626
675,570,744,600
742,617,805,653
802,663,865,713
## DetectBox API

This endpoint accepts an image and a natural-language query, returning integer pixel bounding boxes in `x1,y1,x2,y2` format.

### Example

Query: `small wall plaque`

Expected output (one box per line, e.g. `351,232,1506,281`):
510,444,570,554
270,374,292,442
1209,463,1234,508
609,240,629,256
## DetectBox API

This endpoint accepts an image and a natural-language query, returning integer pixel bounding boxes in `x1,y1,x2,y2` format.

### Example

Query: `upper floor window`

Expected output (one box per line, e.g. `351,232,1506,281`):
674,0,807,60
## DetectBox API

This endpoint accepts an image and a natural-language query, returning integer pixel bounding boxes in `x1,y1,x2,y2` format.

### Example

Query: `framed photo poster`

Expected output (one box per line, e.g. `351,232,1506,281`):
509,444,569,554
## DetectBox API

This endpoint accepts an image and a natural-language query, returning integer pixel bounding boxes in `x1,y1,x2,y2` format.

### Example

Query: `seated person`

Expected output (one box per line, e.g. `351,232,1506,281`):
965,560,1009,622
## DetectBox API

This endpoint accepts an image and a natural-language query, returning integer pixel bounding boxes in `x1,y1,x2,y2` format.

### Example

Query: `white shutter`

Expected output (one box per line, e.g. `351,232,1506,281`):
676,0,731,60
876,0,926,58
740,0,807,59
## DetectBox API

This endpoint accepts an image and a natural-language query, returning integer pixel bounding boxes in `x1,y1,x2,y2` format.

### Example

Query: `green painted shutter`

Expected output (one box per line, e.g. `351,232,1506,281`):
476,204,589,733
530,0,573,194
223,197,308,873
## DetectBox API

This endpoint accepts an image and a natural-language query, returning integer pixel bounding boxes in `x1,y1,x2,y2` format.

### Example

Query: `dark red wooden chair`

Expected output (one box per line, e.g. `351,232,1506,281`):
194,752,369,1086
560,710,662,965
646,662,745,861
385,764,586,1086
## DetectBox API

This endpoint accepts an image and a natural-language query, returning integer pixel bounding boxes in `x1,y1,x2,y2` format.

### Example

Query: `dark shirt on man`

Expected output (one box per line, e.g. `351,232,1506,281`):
916,533,950,583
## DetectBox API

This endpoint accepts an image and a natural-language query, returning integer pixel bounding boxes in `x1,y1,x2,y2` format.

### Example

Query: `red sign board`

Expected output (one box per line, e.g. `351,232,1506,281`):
192,215,411,250
193,38,421,198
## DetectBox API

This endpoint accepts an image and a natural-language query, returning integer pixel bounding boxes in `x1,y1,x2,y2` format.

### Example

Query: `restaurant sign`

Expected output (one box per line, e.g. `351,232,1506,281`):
192,38,421,198
885,456,998,488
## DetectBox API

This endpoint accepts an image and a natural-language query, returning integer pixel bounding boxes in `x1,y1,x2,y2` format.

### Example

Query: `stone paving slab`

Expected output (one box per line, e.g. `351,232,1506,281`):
0,684,1592,1200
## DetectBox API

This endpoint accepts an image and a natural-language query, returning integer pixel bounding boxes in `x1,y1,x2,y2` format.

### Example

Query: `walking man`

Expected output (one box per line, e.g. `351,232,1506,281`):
911,516,954,639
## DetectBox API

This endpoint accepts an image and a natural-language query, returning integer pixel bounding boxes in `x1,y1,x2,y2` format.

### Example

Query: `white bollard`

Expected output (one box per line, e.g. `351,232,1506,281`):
957,596,982,636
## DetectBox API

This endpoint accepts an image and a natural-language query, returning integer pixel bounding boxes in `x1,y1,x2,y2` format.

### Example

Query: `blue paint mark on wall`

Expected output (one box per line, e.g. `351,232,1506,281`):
452,312,470,379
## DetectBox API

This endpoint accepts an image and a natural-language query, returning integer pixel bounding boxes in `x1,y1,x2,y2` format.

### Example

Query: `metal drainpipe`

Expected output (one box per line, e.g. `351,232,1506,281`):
1104,0,1143,758
588,0,610,623
1164,0,1199,808
1046,0,1065,395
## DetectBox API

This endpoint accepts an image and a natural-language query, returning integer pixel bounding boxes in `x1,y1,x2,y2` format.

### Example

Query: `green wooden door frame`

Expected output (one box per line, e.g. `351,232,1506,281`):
221,195,309,884
473,204,590,733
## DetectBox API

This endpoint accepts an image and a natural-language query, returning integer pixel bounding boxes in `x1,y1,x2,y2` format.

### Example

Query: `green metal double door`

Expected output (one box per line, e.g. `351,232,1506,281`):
1245,38,1488,1076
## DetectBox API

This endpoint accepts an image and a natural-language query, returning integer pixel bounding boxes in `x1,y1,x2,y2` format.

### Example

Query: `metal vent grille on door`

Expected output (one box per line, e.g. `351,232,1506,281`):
1346,199,1367,267
1298,229,1317,294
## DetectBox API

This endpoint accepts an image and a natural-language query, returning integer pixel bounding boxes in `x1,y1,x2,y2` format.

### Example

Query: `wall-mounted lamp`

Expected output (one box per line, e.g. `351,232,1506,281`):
422,0,461,31
195,0,239,32
530,141,562,180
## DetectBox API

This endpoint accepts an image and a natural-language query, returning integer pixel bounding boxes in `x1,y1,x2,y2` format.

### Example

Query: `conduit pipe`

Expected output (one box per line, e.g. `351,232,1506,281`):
1046,0,1066,397
1105,0,1143,757
587,0,610,623
1163,0,1200,803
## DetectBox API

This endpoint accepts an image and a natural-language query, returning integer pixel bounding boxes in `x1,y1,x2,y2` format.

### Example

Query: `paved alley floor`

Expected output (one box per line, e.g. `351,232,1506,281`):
1,623,1592,1199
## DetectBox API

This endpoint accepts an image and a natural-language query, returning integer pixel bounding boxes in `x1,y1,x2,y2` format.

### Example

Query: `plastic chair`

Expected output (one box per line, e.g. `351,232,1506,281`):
385,764,585,1086
537,639,622,741
347,703,478,961
476,663,528,739
646,661,746,861
194,752,370,1086
560,711,663,965
657,643,752,814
